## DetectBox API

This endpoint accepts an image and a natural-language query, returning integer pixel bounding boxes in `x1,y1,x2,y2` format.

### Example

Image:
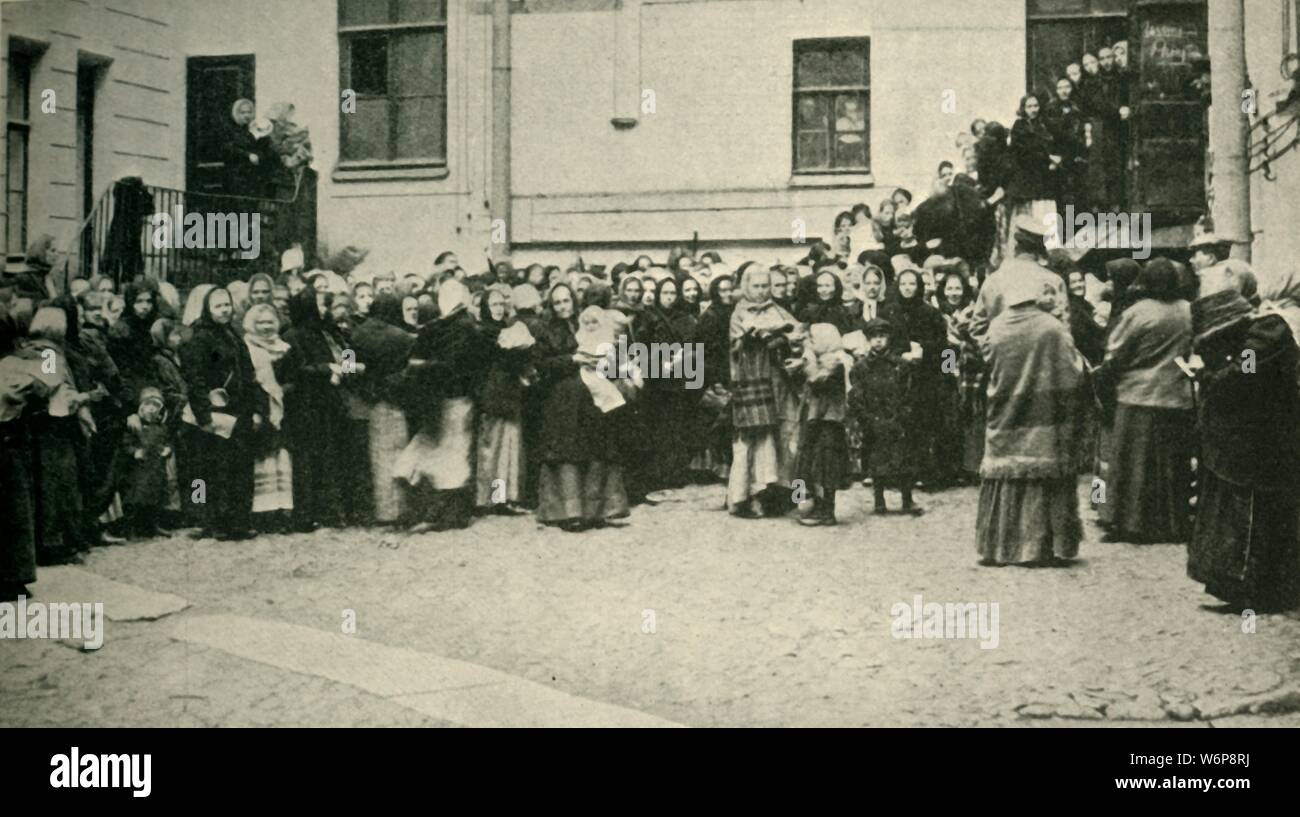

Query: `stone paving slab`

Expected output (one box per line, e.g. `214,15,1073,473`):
30,566,190,622
174,614,682,728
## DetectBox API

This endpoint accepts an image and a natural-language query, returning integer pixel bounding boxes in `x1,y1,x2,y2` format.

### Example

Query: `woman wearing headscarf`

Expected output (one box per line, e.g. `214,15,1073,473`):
636,276,696,491
1258,267,1300,345
226,98,272,196
1005,95,1058,263
859,250,895,292
179,286,267,540
394,279,493,532
535,306,638,531
881,268,947,486
1093,258,1194,543
473,285,534,514
727,263,802,518
686,274,737,483
798,269,859,335
1187,280,1300,612
281,288,357,530
680,275,704,317
242,303,294,529
182,284,216,329
934,267,980,485
769,267,799,315
351,293,417,525
614,275,645,320
976,275,1084,566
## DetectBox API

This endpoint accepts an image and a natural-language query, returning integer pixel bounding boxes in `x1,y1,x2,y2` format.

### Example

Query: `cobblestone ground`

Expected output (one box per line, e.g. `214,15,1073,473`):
4,479,1300,727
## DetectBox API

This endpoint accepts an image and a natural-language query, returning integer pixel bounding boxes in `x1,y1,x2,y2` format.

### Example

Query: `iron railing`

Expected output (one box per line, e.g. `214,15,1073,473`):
64,169,316,293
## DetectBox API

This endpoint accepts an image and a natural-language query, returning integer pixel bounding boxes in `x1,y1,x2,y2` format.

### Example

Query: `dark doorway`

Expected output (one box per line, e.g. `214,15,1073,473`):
186,55,255,196
76,59,107,218
1026,16,1129,103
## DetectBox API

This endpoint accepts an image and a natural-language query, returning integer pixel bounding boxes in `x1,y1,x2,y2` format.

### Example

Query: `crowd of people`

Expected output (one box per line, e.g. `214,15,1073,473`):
2,43,1296,616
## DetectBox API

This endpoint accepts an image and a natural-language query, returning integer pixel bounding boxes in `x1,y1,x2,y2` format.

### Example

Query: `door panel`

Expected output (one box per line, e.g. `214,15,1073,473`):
186,56,255,195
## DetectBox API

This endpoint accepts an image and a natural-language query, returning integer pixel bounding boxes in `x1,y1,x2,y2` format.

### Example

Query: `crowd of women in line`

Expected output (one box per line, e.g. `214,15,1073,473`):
4,218,1300,611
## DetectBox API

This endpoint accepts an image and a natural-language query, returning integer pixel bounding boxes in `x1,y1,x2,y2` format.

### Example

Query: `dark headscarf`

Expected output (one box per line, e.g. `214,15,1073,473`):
368,292,407,330
1135,258,1182,303
1105,259,1142,319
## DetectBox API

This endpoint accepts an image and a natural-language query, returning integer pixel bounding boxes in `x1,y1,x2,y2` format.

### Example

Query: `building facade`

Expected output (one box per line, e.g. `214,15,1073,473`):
3,0,1297,280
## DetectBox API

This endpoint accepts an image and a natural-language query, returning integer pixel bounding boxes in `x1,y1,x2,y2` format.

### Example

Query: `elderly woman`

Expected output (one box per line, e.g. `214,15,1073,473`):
1094,259,1194,543
976,275,1084,566
1187,276,1300,612
727,262,801,518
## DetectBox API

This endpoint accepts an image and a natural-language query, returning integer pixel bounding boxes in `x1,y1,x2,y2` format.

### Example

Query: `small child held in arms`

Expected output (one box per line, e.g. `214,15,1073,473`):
849,318,925,516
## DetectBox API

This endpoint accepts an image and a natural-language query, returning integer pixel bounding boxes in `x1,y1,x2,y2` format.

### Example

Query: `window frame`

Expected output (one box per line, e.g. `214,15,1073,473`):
336,0,448,176
791,37,871,177
6,50,33,260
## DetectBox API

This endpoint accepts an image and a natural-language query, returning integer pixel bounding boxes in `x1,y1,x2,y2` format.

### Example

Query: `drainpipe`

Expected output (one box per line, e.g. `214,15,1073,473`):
491,0,512,260
1207,0,1251,260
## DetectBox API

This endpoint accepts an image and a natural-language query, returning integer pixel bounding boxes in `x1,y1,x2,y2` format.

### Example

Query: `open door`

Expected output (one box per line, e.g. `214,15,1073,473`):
186,55,255,196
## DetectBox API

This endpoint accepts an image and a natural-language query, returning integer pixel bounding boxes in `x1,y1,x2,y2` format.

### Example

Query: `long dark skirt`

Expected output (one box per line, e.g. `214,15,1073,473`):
794,420,848,493
537,461,628,523
977,476,1081,565
30,414,90,564
1188,470,1300,611
931,377,964,486
188,420,256,537
1,420,38,586
287,417,351,528
339,417,374,524
1107,403,1194,542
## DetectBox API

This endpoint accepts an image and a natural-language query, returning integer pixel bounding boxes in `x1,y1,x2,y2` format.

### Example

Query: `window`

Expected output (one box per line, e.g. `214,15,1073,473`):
793,39,870,174
338,0,447,167
6,50,33,258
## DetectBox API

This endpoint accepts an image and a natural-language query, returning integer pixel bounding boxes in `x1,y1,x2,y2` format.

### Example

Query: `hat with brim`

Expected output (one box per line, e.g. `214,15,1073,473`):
861,317,892,338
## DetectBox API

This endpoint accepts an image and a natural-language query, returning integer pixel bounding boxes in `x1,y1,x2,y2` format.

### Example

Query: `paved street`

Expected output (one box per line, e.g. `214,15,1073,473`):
4,479,1300,727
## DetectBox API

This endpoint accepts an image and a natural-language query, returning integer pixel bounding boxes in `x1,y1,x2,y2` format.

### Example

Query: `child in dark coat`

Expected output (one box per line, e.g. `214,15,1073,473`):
849,318,925,515
122,386,172,537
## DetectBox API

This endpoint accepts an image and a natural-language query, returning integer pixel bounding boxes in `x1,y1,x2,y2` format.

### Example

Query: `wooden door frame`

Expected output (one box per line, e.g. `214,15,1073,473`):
185,54,256,194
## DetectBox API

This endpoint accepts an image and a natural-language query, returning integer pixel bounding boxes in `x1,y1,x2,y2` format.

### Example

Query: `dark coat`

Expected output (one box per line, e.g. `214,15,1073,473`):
1194,313,1300,492
532,315,622,466
849,350,920,479
179,317,266,427
1007,116,1056,202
